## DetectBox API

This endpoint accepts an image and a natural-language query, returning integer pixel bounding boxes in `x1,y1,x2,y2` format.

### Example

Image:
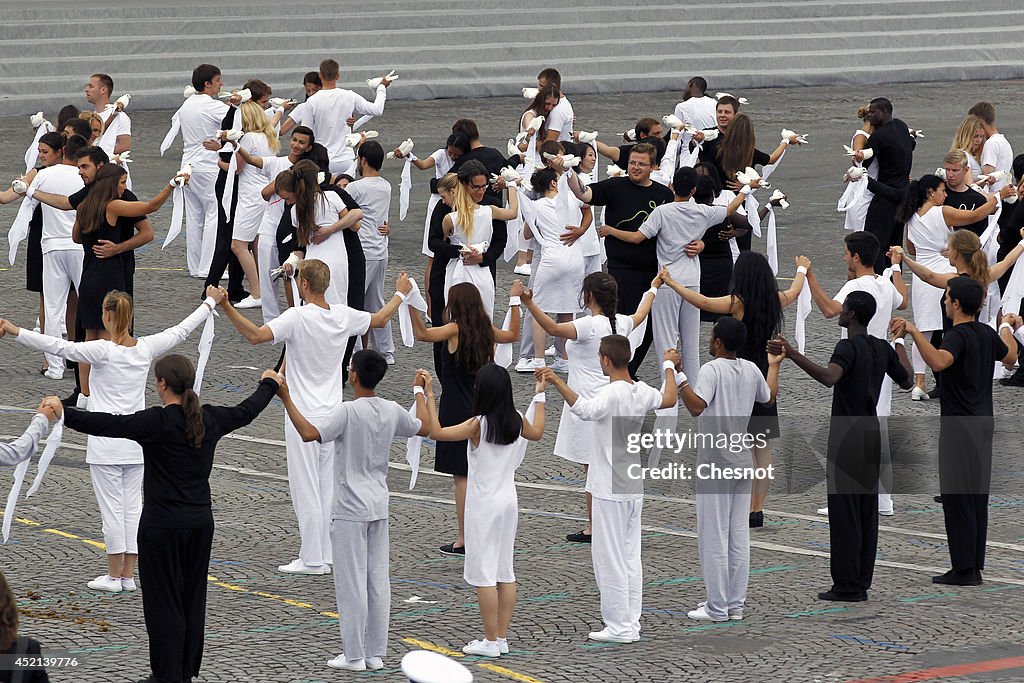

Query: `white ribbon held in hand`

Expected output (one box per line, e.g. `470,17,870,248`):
397,278,428,348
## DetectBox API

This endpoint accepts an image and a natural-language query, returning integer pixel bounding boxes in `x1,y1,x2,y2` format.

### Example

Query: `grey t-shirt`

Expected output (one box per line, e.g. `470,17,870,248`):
639,200,726,286
693,357,770,465
313,396,421,521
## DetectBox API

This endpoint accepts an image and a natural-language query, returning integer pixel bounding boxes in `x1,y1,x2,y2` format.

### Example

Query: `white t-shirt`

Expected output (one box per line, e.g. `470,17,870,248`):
313,396,421,521
304,86,387,165
430,148,455,181
345,175,392,260
179,94,230,173
266,304,371,416
546,96,575,143
257,155,295,237
981,133,1014,191
834,274,902,339
571,379,664,501
96,104,132,157
31,164,83,253
639,199,726,286
288,102,308,127
290,191,348,232
674,96,718,132
693,357,771,464
238,132,275,194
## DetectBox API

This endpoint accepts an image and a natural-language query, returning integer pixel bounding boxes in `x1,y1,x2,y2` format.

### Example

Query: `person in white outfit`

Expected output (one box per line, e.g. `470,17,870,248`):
837,106,875,232
541,337,676,643
304,58,390,176
676,316,780,621
0,291,218,592
674,78,718,135
537,68,574,144
278,350,430,672
423,364,546,658
968,101,1013,191
215,259,411,574
85,73,132,159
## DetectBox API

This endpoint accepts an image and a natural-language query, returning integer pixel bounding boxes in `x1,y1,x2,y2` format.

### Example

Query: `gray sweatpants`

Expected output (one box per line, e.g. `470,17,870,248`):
359,259,394,357
331,518,391,661
696,477,752,619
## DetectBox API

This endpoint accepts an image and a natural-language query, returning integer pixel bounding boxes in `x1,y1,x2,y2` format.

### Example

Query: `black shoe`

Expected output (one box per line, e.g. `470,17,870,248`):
818,590,867,602
749,511,764,528
931,569,982,586
999,369,1024,387
933,495,943,504
60,390,80,407
439,543,465,557
927,387,941,400
566,530,592,543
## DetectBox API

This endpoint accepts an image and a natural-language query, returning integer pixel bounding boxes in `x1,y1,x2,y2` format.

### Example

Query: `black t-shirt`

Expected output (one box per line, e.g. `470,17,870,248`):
449,146,507,201
829,334,908,417
613,144,635,171
68,185,143,283
0,637,50,683
944,186,988,236
863,117,915,190
939,321,1008,416
588,177,672,271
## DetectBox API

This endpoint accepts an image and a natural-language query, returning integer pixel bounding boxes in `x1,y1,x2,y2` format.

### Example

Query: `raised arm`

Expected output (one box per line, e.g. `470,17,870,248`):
2,318,110,365
430,416,481,443
522,290,577,339
659,269,735,315
23,188,71,211
142,296,218,357
489,189,518,222
595,140,621,163
205,374,281,437
109,182,175,218
778,256,810,308
630,281,660,329
410,310,457,343
277,378,321,442
0,409,51,467
217,288,275,344
236,144,265,169
566,169,593,204
352,85,388,118
891,247,954,290
941,194,998,227
767,337,843,387
805,268,843,318
520,376,548,441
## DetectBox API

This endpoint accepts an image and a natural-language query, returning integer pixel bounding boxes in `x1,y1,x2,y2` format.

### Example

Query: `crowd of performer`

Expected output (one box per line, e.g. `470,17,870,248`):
1,62,1023,683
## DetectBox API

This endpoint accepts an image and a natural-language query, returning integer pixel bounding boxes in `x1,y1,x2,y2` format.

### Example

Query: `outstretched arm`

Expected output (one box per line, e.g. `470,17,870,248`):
278,380,321,442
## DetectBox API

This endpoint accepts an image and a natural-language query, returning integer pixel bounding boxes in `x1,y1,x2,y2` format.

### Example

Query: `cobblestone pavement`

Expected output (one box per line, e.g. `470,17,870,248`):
1,80,1024,683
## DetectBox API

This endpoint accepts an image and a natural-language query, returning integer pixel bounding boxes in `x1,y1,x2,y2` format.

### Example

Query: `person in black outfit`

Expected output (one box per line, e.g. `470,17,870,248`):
941,150,989,237
770,292,912,601
0,570,50,683
567,142,673,376
201,104,247,303
856,98,915,273
899,277,1017,585
46,355,281,683
448,119,517,203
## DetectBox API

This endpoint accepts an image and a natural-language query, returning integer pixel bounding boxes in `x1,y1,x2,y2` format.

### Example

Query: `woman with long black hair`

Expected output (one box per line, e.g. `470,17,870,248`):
421,364,545,658
43,356,281,683
660,251,809,527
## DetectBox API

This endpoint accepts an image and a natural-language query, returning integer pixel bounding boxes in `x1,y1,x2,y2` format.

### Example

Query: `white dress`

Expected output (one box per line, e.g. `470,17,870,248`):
838,129,876,232
907,206,956,330
294,192,350,306
232,132,274,241
519,111,543,169
554,314,635,464
444,204,495,318
520,194,584,313
464,416,523,587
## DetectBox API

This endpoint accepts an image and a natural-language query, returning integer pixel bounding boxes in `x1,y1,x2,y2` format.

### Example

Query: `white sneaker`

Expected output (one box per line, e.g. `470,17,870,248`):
385,354,396,366
551,358,570,373
365,657,384,671
697,601,742,620
235,295,262,309
513,263,532,276
327,654,365,671
515,358,535,373
75,394,90,410
817,506,829,515
587,628,638,643
496,638,509,654
544,345,556,357
462,639,500,657
278,559,329,575
43,367,65,380
911,386,930,401
878,507,894,516
120,577,137,592
687,604,729,622
88,575,123,593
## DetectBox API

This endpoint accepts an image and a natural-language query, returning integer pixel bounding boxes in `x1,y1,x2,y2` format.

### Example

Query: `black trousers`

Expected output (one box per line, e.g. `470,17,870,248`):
827,493,878,595
938,417,992,573
202,172,245,301
941,494,989,573
138,525,215,683
864,196,901,274
608,266,655,377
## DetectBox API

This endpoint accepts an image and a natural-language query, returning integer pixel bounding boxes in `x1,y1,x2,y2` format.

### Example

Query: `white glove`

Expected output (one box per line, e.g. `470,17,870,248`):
781,128,808,144
577,130,598,143
183,85,197,98
769,189,790,209
621,129,637,142
847,166,866,180
716,92,749,105
527,115,545,132
268,97,296,108
606,164,625,178
543,152,579,169
522,87,539,99
662,114,685,130
499,166,523,184
115,93,131,111
30,112,46,129
386,138,415,160
114,151,133,165
366,70,398,88
933,167,947,181
12,178,28,194
700,128,719,142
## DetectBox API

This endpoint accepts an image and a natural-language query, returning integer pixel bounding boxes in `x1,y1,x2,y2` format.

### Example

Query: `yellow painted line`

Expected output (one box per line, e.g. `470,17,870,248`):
17,518,41,526
44,528,80,539
319,611,340,618
401,638,465,658
81,539,107,550
477,663,547,683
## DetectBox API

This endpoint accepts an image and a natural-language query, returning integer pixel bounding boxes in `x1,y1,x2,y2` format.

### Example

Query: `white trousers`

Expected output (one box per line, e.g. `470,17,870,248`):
42,249,82,375
257,236,282,323
583,253,602,276
696,478,752,618
90,463,144,555
183,170,219,277
359,259,393,357
518,304,535,359
285,417,335,566
331,519,391,661
591,497,643,638
652,284,701,380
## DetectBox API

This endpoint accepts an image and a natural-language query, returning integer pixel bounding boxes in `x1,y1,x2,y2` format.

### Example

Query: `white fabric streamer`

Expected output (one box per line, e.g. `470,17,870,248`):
7,195,39,265
221,145,239,217
397,279,428,347
513,398,539,468
405,398,422,490
1000,253,1024,319
163,185,186,249
764,204,778,275
25,120,55,172
794,278,812,353
494,306,515,368
192,311,217,394
628,316,648,360
160,110,182,156
25,416,63,498
746,192,762,237
2,459,30,543
399,156,413,221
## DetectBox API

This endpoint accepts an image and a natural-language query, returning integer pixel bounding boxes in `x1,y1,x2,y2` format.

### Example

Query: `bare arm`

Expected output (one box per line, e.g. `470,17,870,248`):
109,183,174,218
325,207,363,236
599,225,646,244
566,169,593,204
595,140,620,162
493,305,521,344
278,384,321,442
630,287,658,329
522,292,577,339
900,253,954,290
805,270,843,318
236,144,264,169
218,296,275,344
430,415,481,443
906,324,954,371
411,311,457,343
941,197,997,227
489,190,519,222
778,259,809,308
661,272,735,315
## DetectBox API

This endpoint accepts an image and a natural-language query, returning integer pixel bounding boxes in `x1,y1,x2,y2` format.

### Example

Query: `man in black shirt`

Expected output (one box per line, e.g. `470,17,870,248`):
855,98,915,273
899,276,1016,585
448,119,512,203
770,292,912,601
567,142,673,375
941,150,989,236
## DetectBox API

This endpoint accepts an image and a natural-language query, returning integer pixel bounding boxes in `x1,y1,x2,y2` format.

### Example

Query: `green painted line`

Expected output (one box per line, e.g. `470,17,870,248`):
983,584,1024,592
683,621,746,632
784,607,851,618
750,565,799,575
898,592,958,603
545,543,589,550
646,576,703,586
525,592,570,602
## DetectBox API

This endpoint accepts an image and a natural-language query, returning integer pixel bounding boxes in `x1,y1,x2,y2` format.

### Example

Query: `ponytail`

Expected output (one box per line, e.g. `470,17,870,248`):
101,290,133,344
949,229,991,285
153,355,205,448
276,159,322,246
896,174,943,225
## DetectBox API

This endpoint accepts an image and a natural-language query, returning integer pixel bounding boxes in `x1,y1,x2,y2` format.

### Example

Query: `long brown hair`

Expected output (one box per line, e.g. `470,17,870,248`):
581,272,619,334
275,159,322,247
76,164,126,235
717,113,756,181
0,570,16,651
102,291,133,344
154,355,206,448
444,283,494,373
523,84,559,138
949,229,990,285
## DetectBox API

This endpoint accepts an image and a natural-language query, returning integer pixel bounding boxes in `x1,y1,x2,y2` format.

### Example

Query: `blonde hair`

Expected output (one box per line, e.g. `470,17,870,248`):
451,181,478,240
240,101,280,153
951,115,985,157
79,110,104,142
943,149,968,168
856,104,870,120
102,291,134,344
437,172,458,195
948,229,990,285
298,258,331,295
